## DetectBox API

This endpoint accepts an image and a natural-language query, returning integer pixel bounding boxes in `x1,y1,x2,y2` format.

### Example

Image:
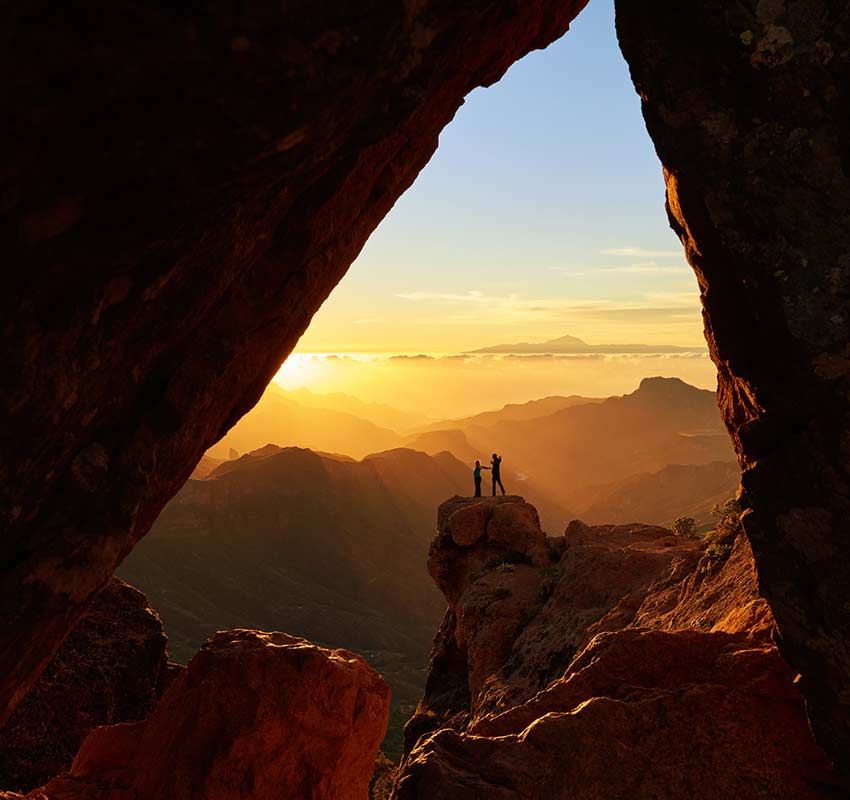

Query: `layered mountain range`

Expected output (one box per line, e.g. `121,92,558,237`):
119,445,470,755
118,376,740,758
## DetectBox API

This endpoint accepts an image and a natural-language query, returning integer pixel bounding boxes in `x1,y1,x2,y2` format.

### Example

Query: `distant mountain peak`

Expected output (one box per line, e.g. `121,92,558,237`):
636,376,693,393
468,334,705,355
546,333,588,346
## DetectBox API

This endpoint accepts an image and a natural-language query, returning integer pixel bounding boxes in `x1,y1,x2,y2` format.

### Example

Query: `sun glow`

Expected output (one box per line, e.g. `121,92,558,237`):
275,354,321,389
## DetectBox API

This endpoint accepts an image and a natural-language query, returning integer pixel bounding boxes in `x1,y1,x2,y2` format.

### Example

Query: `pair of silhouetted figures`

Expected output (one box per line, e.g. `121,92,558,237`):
473,454,506,497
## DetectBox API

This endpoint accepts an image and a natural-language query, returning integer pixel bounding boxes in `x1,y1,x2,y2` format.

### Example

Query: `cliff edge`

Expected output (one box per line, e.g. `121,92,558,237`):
394,496,841,799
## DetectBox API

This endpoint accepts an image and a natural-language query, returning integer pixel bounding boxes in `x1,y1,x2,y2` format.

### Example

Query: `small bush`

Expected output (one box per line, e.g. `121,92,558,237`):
370,753,397,800
672,516,697,538
699,541,733,574
712,497,741,523
486,550,531,571
495,562,515,574
502,550,532,566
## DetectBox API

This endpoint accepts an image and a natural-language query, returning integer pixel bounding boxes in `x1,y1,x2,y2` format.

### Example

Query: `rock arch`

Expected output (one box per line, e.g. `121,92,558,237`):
2,0,848,775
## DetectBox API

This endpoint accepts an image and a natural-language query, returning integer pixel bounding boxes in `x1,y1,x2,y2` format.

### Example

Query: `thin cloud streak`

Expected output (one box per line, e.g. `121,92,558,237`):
602,246,684,259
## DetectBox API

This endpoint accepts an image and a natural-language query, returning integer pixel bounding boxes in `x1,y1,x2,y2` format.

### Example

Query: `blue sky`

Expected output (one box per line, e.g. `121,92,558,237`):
296,0,704,353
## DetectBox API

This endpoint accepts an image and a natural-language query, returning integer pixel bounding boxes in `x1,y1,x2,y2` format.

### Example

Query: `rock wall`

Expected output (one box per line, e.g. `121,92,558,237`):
615,0,850,770
392,497,841,798
0,579,169,792
0,0,589,729
16,630,390,800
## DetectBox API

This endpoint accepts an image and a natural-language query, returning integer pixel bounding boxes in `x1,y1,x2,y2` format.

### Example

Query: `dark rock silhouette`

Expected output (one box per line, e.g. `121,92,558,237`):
618,0,850,768
0,579,169,792
394,499,841,798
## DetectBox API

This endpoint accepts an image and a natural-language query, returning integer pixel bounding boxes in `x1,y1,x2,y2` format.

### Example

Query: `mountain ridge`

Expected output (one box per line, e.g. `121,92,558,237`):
469,332,707,354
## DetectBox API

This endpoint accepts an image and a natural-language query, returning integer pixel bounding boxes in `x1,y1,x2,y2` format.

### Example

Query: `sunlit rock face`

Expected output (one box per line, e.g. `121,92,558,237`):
393,498,840,799
615,0,850,772
0,0,589,726
0,579,169,793
14,630,390,800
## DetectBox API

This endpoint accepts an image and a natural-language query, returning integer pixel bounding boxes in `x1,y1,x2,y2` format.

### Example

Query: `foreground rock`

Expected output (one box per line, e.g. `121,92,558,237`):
27,630,389,800
0,579,169,792
393,497,841,799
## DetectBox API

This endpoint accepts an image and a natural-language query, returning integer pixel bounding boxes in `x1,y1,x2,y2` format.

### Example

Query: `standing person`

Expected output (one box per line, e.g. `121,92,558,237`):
473,460,490,497
491,453,506,496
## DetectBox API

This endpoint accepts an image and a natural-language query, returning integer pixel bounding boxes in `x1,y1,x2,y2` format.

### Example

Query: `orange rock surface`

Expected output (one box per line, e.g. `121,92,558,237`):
23,630,390,800
394,497,842,799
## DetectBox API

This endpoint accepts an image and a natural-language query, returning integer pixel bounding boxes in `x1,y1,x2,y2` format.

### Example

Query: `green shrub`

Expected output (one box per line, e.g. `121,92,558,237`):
712,497,741,523
370,752,397,800
699,541,733,574
672,516,697,538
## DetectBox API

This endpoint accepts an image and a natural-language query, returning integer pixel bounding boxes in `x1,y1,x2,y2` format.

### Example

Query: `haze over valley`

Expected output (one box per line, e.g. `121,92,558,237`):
122,355,740,755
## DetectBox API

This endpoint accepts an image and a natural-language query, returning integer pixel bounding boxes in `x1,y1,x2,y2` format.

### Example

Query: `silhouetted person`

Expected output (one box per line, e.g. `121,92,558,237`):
491,453,505,496
473,459,490,497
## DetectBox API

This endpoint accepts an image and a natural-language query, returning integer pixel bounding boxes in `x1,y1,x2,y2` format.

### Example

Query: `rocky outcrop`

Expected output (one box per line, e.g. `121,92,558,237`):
0,0,589,728
393,498,841,798
20,630,390,800
0,579,169,792
616,0,850,770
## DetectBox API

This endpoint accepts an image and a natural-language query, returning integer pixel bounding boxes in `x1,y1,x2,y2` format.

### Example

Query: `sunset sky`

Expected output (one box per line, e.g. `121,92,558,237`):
293,0,704,355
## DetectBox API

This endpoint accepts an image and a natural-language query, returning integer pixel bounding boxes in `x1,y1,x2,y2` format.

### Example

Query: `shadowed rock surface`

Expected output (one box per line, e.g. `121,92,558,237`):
2,0,850,775
0,579,169,793
392,498,841,799
18,630,390,800
616,0,850,769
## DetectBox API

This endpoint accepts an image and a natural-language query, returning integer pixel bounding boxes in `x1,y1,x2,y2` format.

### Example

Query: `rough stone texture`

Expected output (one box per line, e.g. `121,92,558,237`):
393,502,842,799
0,0,589,725
23,630,390,800
429,496,551,606
615,0,850,772
0,578,168,793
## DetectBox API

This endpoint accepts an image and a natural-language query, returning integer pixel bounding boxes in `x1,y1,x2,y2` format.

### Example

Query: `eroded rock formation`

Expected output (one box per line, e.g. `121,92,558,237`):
0,579,169,792
14,630,390,800
393,497,841,798
616,0,850,769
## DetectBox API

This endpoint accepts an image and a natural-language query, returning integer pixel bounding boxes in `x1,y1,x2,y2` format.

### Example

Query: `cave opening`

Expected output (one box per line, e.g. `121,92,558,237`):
117,0,730,768
4,0,850,794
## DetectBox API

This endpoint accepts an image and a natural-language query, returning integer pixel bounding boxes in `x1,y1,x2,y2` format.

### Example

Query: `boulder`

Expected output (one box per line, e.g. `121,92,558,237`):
33,630,390,800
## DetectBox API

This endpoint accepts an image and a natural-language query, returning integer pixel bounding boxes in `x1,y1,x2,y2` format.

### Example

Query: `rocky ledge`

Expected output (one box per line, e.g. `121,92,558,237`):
393,496,842,799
